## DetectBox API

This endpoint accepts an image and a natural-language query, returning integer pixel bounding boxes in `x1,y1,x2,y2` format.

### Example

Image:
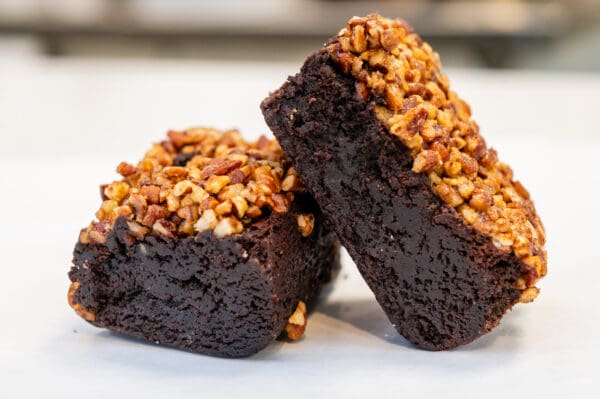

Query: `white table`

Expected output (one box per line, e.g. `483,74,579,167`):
1,56,598,398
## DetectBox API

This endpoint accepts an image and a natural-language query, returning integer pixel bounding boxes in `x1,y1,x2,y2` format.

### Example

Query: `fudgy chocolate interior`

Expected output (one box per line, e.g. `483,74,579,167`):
69,196,338,358
262,50,523,350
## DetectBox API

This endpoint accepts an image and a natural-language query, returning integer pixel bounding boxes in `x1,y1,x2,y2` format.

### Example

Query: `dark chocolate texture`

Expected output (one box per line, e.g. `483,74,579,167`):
261,50,523,350
69,196,339,358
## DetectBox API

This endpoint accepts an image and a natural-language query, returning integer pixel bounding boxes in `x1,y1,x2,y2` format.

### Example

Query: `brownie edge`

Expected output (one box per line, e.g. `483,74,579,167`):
69,196,339,358
261,49,526,350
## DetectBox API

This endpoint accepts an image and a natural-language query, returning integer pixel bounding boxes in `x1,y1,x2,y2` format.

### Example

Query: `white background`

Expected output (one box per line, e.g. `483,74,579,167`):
1,53,599,397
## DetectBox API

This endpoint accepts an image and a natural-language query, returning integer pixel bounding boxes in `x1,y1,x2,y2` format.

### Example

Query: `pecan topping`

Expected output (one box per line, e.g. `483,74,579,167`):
81,128,304,242
329,13,546,295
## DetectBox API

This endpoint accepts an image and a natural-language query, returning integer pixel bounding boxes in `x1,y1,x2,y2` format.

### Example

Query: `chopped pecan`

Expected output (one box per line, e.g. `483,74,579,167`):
200,159,242,180
152,218,177,239
412,150,441,173
116,162,137,177
140,185,160,204
68,282,95,322
213,217,243,238
297,213,315,237
205,175,231,194
285,301,307,340
142,204,169,227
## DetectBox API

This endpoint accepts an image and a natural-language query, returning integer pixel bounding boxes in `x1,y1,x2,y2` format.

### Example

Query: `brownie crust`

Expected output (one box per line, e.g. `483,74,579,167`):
262,50,524,350
69,196,339,358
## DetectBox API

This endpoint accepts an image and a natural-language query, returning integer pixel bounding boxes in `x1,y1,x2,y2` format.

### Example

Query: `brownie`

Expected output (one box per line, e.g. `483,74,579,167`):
262,14,546,350
68,128,339,358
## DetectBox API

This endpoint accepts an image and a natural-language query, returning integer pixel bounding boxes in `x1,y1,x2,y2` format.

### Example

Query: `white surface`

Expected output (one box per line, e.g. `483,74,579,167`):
0,56,599,398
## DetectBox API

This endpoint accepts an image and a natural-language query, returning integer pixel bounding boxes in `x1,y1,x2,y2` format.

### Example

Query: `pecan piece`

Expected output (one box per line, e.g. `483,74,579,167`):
116,162,137,177
201,159,242,179
285,301,307,340
412,150,441,173
297,213,315,237
68,282,95,322
140,185,161,204
142,204,169,227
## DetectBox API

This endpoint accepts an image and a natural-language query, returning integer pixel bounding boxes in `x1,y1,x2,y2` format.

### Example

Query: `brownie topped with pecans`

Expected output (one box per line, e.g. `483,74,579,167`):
262,14,547,350
68,128,339,357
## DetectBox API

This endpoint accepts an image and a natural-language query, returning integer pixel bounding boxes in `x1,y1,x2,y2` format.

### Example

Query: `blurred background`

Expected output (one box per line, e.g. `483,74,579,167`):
1,0,599,70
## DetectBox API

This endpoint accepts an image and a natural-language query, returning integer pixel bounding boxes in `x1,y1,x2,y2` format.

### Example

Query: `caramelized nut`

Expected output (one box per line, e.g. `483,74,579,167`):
281,174,301,192
297,213,315,237
126,220,150,238
111,205,133,219
163,166,188,178
214,217,243,238
166,194,180,212
200,159,242,179
104,182,130,202
514,181,530,200
380,28,402,50
173,180,195,197
246,205,262,218
78,228,90,244
88,229,107,244
127,193,147,220
412,150,441,173
152,219,176,239
350,24,367,52
457,179,475,199
194,209,217,232
459,204,478,224
214,199,233,216
116,162,137,177
231,196,248,217
176,206,197,222
519,287,540,303
142,204,169,227
140,185,161,204
205,175,231,194
433,183,463,207
67,282,96,322
285,301,307,340
190,185,209,203
469,189,493,211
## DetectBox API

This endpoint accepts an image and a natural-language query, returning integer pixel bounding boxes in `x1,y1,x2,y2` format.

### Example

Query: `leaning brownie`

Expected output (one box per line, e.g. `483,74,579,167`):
68,128,339,358
262,14,546,350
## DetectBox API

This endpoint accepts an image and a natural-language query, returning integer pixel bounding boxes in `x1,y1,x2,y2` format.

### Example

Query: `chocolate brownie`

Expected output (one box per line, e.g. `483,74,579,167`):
68,128,339,358
262,14,546,350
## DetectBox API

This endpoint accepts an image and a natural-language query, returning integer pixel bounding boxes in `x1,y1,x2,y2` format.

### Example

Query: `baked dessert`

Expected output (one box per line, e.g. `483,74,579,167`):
68,128,339,358
262,14,546,350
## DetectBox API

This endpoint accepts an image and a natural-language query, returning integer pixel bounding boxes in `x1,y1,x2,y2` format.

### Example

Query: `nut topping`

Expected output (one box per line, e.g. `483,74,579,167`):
82,128,304,242
329,13,546,295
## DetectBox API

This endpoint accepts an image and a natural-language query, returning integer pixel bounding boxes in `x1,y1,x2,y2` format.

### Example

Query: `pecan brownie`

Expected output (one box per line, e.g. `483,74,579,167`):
68,128,339,357
262,14,546,350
